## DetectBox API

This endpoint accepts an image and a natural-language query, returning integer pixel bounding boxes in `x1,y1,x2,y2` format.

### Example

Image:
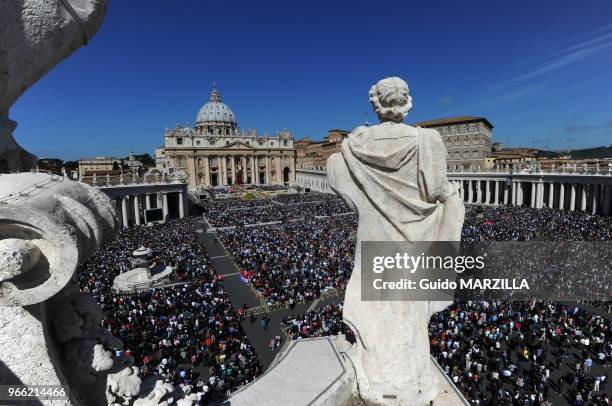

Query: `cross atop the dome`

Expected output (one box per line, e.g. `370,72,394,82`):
210,82,221,102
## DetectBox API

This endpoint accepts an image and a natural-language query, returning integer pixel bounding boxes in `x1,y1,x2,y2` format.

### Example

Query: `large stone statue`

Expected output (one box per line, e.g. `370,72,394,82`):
327,77,465,404
0,0,107,171
0,1,194,405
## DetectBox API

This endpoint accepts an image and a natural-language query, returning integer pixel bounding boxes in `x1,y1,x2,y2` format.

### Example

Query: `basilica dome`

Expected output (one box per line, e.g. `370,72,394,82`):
196,86,237,126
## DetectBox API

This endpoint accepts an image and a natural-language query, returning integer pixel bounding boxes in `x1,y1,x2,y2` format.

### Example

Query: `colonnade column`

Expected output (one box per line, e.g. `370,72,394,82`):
603,186,612,216
162,192,169,219
467,180,474,203
530,183,537,208
518,182,524,206
537,182,545,209
485,181,491,204
133,195,141,225
503,182,509,205
493,181,499,205
145,193,151,210
511,182,517,206
121,197,129,228
570,184,576,211
580,185,587,211
590,184,599,214
476,181,482,204
548,183,554,209
178,191,185,218
157,192,163,208
558,184,565,210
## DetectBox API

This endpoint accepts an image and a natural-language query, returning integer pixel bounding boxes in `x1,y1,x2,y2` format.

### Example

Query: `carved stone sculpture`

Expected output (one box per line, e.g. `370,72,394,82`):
0,0,108,171
327,77,465,404
0,2,193,405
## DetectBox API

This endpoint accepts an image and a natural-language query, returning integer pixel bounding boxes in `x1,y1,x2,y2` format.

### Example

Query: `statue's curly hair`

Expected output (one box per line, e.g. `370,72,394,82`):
369,77,412,123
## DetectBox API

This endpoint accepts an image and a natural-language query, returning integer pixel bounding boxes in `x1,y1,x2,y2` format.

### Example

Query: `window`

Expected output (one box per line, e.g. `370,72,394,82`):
210,139,216,145
196,140,201,145
258,140,264,146
176,137,183,145
283,140,288,146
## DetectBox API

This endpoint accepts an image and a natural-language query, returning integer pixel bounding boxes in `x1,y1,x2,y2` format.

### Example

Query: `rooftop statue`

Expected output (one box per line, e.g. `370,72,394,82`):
0,1,194,404
327,77,465,404
0,0,107,171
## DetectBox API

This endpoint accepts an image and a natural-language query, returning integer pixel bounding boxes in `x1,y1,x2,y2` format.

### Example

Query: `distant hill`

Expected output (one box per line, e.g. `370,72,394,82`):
536,145,612,159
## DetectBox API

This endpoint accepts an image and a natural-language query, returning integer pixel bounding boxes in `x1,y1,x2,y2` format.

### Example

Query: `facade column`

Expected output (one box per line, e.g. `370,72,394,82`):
603,186,612,216
591,184,599,214
178,191,185,218
121,197,129,228
203,155,210,186
570,184,576,211
251,155,257,184
145,193,151,210
240,155,248,185
467,180,474,203
223,157,229,185
548,183,554,209
580,185,587,211
558,183,565,210
133,195,141,225
162,193,169,220
230,155,236,185
476,181,482,204
266,156,271,184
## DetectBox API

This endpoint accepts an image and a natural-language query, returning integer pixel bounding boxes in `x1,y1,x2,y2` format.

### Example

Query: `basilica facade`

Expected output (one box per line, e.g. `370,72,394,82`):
156,86,296,190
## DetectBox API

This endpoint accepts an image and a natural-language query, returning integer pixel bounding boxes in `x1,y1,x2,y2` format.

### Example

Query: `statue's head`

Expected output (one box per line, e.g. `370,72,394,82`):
369,77,412,123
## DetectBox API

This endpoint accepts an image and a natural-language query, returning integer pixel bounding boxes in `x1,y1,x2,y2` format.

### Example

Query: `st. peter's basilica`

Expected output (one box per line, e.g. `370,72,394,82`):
156,85,296,190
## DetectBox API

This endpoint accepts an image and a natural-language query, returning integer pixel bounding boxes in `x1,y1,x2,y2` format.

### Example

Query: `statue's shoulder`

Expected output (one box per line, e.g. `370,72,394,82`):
416,126,445,146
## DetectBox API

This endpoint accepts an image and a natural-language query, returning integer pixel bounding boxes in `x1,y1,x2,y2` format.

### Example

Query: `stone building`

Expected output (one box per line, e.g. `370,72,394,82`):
490,147,538,170
78,156,121,176
158,85,296,190
295,129,348,170
414,116,494,171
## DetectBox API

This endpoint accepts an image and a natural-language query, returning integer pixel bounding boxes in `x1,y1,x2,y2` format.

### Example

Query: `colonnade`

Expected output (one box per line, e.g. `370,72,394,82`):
117,190,185,228
453,178,612,215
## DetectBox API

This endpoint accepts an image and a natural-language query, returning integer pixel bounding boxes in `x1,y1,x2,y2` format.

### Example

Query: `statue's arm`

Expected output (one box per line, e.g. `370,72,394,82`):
326,153,357,211
419,128,450,203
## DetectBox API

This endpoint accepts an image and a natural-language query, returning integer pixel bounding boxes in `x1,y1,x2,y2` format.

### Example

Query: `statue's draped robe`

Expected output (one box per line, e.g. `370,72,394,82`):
339,123,462,242
327,122,464,403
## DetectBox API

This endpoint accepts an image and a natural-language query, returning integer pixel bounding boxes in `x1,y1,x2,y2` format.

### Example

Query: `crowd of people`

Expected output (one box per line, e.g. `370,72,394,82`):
282,303,354,342
78,219,261,403
204,193,353,227
218,216,357,305
76,189,612,405
430,301,610,405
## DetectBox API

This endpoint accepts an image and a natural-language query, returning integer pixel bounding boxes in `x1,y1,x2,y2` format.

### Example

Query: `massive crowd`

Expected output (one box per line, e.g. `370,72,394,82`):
77,190,612,405
78,219,261,403
218,216,356,305
274,205,611,406
204,193,353,227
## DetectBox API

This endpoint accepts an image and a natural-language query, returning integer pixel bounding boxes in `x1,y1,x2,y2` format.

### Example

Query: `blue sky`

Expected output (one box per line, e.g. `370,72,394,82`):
11,0,612,160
